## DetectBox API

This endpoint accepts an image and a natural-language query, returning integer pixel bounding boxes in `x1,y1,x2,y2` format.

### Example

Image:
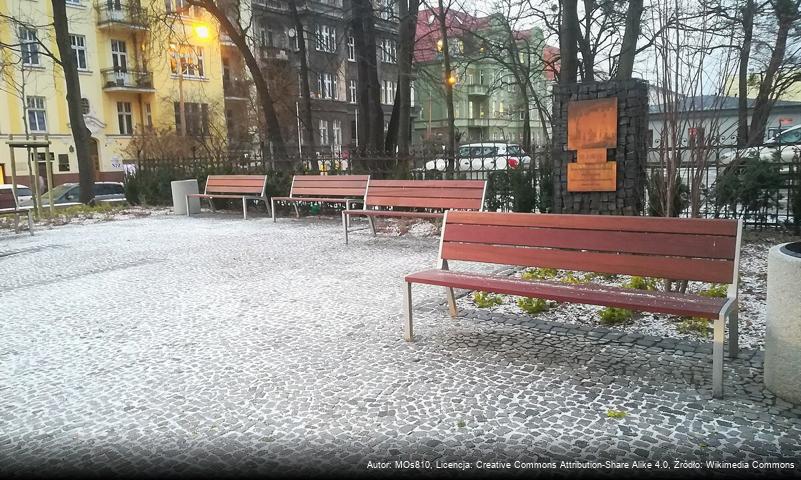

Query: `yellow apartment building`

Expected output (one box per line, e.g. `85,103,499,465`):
0,0,240,186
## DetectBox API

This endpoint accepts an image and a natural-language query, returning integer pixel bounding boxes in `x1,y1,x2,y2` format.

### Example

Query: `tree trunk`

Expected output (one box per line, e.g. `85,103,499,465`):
616,0,644,80
437,0,457,175
737,0,755,147
289,0,316,167
747,5,793,145
352,0,385,157
394,0,419,160
559,0,579,84
51,0,95,203
194,1,287,159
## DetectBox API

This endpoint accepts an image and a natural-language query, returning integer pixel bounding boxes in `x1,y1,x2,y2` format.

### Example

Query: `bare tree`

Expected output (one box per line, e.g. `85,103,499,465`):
288,0,316,160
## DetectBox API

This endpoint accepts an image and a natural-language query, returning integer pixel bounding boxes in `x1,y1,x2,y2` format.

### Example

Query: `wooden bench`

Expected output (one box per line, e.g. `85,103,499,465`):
341,179,486,243
270,174,370,222
0,188,34,235
187,175,269,220
403,211,742,398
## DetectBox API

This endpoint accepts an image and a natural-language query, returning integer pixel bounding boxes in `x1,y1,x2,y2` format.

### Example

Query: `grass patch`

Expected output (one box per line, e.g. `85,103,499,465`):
677,317,710,337
516,297,550,314
623,276,657,291
561,272,585,285
456,420,466,428
698,284,728,298
598,307,634,326
472,291,503,308
521,267,558,281
606,410,627,419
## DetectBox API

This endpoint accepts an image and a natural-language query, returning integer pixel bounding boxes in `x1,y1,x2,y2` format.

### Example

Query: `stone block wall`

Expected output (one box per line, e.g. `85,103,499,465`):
551,80,649,215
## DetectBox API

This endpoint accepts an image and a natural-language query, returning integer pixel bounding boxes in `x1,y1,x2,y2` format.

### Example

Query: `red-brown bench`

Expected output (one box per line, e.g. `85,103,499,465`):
187,175,269,220
341,179,486,243
0,187,34,235
403,211,742,398
270,174,369,222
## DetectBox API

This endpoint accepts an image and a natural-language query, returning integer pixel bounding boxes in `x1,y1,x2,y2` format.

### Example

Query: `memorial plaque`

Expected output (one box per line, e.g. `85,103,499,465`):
566,97,618,192
567,162,617,192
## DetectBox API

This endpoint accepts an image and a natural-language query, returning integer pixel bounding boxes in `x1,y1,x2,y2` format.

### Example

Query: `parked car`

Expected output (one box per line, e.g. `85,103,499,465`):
720,124,801,165
0,184,33,203
423,143,532,172
20,182,126,207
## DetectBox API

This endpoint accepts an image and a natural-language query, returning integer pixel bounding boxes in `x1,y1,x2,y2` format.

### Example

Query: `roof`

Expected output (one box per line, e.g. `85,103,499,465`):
650,94,801,113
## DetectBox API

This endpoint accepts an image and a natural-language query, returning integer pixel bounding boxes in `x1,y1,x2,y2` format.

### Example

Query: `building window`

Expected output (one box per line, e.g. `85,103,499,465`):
318,72,337,100
170,45,205,78
319,119,329,145
165,0,189,14
332,119,342,146
19,27,40,66
58,154,70,172
26,96,46,132
347,36,355,61
80,98,90,114
315,25,336,53
145,103,153,128
117,101,133,135
70,34,88,70
381,80,396,105
348,79,357,104
174,102,209,136
376,0,398,20
380,38,396,64
111,39,127,71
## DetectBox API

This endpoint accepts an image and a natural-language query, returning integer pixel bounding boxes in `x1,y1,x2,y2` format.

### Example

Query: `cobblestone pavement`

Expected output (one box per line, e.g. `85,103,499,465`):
1,213,800,477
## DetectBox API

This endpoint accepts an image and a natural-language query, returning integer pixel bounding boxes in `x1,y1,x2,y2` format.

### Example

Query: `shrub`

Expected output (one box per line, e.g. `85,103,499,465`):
484,168,536,213
473,291,503,308
713,155,784,224
624,276,657,291
521,267,558,280
677,317,710,337
698,284,728,298
561,272,585,284
517,297,550,314
647,171,690,217
598,307,633,326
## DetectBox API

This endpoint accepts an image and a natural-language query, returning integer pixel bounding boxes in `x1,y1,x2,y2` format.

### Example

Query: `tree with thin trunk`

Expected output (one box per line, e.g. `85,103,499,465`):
559,0,580,84
288,0,316,164
351,0,386,156
736,0,756,146
385,0,420,159
616,0,645,79
434,0,457,174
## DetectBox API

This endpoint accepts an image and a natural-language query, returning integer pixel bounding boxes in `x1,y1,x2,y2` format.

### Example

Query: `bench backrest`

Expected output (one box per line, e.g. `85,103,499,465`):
0,189,20,211
440,211,741,285
365,180,486,211
289,175,369,198
204,175,267,196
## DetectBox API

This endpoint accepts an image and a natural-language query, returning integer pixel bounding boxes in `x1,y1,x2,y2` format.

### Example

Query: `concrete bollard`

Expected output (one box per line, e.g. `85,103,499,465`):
765,242,801,404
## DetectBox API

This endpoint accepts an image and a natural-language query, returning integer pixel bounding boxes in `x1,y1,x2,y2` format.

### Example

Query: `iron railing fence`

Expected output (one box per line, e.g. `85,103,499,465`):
128,142,800,229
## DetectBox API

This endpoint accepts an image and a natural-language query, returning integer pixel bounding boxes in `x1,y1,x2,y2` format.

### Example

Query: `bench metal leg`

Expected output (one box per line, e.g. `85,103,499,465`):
342,211,349,244
293,203,300,218
446,288,457,318
185,195,191,217
728,304,739,359
26,210,33,236
242,197,248,220
404,282,414,341
271,198,277,222
367,216,376,236
209,197,216,212
14,213,20,234
712,313,725,399
263,197,271,218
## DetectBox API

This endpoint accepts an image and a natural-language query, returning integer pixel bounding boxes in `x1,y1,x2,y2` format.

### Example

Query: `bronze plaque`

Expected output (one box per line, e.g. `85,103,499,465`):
567,162,617,192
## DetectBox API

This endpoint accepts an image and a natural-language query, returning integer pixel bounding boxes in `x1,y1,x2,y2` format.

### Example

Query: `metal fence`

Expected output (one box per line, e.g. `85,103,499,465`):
127,141,800,230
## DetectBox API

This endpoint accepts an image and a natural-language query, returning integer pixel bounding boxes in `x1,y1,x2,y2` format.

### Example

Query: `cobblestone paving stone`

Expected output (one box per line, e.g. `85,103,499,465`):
1,213,800,477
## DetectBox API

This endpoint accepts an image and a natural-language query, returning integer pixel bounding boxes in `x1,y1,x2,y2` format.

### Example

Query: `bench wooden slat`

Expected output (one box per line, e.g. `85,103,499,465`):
370,180,485,188
347,210,444,219
367,187,485,199
292,180,370,188
405,269,727,318
292,175,369,182
447,211,738,237
273,196,359,203
441,241,734,284
443,224,737,260
292,187,368,196
206,179,265,188
367,196,484,210
206,186,266,194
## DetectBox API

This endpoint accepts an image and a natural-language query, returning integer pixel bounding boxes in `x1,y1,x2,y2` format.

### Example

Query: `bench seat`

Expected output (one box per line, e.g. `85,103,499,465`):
405,269,728,319
271,196,362,204
346,209,445,219
188,193,265,200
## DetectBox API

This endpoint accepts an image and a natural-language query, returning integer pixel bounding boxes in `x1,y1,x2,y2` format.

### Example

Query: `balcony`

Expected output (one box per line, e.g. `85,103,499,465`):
96,1,147,30
466,83,489,97
466,118,490,127
224,79,250,100
260,46,290,62
101,68,155,93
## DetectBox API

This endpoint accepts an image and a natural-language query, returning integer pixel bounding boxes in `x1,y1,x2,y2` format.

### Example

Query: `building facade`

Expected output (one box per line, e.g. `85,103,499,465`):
249,0,400,155
412,9,553,149
0,0,229,185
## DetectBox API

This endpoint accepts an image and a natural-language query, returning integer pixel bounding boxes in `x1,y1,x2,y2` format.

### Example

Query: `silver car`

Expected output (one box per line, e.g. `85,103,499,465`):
20,182,126,207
